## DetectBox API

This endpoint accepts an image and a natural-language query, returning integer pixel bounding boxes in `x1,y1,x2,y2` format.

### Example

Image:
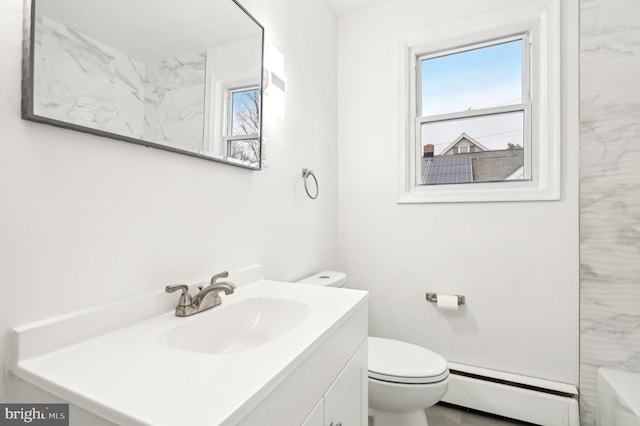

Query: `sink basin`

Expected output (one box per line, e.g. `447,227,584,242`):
158,297,311,354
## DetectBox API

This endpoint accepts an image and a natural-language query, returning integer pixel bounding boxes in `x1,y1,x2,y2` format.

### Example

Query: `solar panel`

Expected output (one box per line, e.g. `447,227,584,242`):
421,156,473,184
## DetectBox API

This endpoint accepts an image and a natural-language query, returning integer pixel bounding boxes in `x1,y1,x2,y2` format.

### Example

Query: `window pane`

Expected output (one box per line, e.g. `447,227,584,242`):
231,88,260,136
419,111,525,185
227,138,260,166
421,40,522,116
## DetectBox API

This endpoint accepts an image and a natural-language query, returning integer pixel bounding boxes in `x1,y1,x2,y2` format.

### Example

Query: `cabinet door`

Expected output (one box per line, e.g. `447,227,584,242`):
302,399,324,426
324,347,365,426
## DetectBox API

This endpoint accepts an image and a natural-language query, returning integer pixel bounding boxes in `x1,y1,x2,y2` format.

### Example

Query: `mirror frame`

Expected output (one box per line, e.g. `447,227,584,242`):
21,0,265,170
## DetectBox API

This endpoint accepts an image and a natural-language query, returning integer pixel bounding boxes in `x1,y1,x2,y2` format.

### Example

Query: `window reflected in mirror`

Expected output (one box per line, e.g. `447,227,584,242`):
225,86,260,166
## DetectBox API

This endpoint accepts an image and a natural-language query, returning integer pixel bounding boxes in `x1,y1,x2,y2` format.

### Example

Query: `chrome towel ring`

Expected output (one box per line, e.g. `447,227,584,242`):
302,168,319,199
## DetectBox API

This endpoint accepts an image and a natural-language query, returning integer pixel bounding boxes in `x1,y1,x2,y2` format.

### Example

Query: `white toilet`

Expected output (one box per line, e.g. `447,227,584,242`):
296,271,450,426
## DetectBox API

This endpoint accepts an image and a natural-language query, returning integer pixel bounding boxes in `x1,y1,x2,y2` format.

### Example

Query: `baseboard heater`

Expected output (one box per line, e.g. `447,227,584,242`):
442,362,580,426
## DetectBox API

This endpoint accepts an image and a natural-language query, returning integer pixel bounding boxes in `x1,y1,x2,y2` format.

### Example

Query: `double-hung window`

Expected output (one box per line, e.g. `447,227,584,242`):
224,86,260,167
399,2,563,203
417,36,530,185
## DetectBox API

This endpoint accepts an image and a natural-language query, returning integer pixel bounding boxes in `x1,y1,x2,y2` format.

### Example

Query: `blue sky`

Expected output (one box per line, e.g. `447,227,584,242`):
421,39,523,115
420,39,524,154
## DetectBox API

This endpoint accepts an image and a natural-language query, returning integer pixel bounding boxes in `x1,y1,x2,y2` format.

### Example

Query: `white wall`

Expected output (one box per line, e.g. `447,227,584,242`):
0,0,337,401
579,0,640,424
337,0,580,385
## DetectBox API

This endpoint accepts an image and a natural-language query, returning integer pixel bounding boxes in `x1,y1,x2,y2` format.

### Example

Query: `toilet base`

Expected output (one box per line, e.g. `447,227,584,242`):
370,408,428,426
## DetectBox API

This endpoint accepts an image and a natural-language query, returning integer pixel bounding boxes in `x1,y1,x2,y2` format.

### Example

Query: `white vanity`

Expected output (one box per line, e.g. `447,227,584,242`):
7,266,369,426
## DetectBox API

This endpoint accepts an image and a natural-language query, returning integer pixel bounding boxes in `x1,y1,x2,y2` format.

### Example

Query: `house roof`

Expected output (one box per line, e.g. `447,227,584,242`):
439,132,489,155
421,148,525,185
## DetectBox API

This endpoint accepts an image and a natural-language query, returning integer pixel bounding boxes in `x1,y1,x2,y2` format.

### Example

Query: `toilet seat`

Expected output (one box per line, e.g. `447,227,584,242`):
368,337,449,384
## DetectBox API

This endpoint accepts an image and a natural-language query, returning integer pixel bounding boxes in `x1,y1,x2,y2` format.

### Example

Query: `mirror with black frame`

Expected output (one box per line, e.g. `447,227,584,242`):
22,0,264,169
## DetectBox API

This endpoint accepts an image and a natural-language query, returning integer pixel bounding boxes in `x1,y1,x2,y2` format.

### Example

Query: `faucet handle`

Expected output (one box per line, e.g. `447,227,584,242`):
165,284,193,306
210,271,229,286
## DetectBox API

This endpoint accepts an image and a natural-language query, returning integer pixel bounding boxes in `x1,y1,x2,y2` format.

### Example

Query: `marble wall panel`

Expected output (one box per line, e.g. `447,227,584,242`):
579,0,640,424
143,52,206,152
33,16,145,138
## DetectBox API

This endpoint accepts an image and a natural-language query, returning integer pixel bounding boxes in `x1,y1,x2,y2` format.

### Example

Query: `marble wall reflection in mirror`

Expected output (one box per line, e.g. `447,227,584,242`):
22,0,264,169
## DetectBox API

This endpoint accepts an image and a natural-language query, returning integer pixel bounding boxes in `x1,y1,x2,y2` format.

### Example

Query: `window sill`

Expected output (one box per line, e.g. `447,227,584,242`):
397,179,560,204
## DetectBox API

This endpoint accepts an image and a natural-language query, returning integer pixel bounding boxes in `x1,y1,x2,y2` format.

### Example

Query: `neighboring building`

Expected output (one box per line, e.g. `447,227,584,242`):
421,133,524,185
440,133,489,155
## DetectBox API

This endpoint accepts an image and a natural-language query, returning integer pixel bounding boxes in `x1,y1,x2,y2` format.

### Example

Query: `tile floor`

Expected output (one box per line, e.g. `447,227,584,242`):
424,403,537,426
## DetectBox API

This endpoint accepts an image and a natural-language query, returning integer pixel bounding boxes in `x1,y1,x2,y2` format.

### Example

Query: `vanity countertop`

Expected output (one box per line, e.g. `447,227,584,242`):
11,274,368,426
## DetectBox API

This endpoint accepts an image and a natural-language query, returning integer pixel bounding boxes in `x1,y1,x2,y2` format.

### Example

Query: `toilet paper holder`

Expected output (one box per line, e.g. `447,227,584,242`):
425,292,466,305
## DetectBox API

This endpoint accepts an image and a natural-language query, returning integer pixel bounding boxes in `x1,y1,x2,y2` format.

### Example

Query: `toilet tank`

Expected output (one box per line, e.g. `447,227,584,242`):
296,271,347,288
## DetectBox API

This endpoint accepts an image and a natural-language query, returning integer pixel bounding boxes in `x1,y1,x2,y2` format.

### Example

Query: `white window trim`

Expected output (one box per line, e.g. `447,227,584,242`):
204,65,259,156
398,0,561,203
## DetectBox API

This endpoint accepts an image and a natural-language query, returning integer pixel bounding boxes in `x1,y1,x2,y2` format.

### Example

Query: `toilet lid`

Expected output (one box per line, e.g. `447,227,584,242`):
368,337,449,384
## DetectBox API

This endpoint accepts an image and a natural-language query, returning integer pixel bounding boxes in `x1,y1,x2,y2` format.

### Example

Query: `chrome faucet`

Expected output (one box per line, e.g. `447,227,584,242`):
166,271,236,317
